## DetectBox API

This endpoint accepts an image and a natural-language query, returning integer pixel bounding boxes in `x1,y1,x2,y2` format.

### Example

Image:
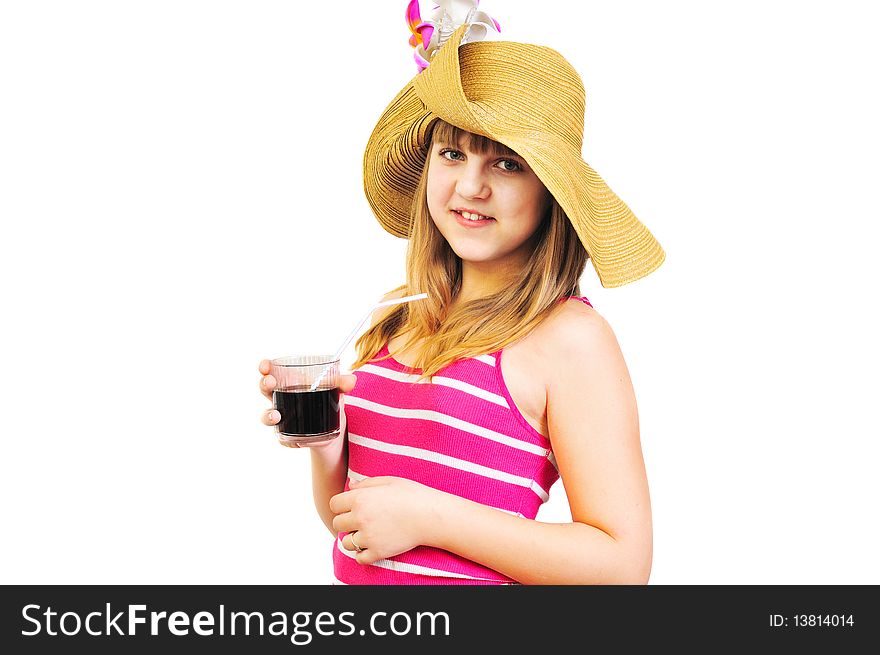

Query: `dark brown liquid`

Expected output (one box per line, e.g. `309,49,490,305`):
273,386,340,435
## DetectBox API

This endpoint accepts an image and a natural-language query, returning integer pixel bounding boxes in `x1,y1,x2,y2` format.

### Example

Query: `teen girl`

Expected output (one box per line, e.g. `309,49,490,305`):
258,2,664,584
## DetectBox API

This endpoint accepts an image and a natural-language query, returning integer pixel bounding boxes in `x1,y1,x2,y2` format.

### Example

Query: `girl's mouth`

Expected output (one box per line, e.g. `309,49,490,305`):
452,210,495,227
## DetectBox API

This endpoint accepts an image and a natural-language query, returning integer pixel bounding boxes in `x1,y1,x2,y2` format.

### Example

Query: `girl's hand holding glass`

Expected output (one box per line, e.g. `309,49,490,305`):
258,358,356,448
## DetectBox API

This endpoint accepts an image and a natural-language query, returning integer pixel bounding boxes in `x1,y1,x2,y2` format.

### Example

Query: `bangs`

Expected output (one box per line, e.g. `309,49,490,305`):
430,120,519,159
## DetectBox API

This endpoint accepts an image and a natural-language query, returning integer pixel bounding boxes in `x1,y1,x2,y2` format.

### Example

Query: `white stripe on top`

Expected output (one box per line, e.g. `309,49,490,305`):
473,354,497,367
358,364,508,408
335,537,503,581
348,433,551,502
344,395,550,457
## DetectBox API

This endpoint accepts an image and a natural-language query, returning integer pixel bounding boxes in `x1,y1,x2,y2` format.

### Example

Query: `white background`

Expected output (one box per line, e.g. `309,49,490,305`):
2,1,878,585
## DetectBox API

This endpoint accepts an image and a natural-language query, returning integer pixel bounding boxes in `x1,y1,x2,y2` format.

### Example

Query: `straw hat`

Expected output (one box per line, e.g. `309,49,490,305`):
363,19,665,288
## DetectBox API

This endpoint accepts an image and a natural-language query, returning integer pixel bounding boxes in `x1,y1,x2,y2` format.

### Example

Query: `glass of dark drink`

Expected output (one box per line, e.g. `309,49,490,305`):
269,355,341,446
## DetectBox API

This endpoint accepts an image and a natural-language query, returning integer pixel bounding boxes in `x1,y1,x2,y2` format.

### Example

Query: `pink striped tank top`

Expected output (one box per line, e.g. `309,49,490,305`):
332,295,593,584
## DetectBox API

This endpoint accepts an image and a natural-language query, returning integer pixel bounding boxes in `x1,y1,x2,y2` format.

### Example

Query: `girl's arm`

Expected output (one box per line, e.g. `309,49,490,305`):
308,420,349,535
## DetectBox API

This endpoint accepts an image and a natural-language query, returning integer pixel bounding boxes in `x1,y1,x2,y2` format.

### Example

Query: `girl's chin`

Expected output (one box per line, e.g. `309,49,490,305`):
449,246,501,263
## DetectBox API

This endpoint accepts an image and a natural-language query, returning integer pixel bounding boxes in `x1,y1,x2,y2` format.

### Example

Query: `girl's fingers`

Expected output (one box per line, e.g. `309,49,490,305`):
338,374,357,394
259,360,274,400
341,532,363,553
332,512,356,534
261,408,280,426
260,374,276,401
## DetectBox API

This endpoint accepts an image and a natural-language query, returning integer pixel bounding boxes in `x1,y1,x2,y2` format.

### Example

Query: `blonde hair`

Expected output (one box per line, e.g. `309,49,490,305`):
351,120,588,381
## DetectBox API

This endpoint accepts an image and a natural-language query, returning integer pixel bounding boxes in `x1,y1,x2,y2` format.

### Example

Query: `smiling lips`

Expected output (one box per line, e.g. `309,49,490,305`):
452,209,495,226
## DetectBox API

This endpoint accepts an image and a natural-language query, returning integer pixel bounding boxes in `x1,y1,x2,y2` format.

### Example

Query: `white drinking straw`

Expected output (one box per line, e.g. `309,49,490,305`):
308,292,429,391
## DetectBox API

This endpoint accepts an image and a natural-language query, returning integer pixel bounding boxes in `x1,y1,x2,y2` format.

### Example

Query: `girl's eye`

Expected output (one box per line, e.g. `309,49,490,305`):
497,159,522,172
439,148,465,161
438,148,522,172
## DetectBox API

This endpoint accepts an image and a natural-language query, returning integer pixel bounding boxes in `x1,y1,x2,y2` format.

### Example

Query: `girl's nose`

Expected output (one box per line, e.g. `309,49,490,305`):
455,164,490,199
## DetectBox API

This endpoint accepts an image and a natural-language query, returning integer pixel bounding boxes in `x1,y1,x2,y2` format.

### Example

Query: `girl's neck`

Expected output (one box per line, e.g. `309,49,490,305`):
455,260,522,305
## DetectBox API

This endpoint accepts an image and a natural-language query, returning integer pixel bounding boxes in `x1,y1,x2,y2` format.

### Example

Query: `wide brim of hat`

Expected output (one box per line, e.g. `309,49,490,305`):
363,83,665,289
517,137,667,288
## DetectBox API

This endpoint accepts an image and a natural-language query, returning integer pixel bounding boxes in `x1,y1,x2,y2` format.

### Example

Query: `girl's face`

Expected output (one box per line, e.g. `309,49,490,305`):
426,135,550,270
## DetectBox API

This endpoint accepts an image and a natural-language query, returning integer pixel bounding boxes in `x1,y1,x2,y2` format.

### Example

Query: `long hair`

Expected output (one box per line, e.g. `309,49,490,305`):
351,120,589,381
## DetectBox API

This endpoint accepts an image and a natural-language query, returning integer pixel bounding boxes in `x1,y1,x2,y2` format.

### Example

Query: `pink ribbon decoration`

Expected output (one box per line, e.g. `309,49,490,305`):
406,0,501,72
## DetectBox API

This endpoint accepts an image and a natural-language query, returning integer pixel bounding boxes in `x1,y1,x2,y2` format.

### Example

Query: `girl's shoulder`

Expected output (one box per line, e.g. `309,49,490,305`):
548,296,601,328
536,296,616,364
508,296,602,360
502,297,614,416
